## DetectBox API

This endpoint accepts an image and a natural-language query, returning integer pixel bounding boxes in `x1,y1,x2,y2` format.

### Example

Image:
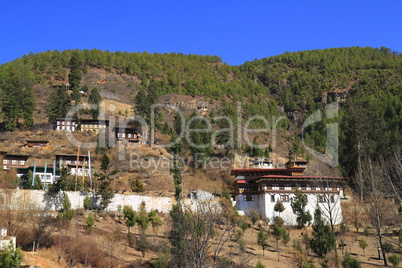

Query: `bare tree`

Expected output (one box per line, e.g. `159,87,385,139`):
313,177,343,232
169,197,238,268
356,157,398,266
342,196,365,234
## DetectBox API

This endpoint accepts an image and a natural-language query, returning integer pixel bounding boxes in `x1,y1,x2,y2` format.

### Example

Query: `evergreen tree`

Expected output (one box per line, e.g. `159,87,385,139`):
0,242,24,268
274,200,286,217
291,187,312,228
83,196,91,210
170,154,182,201
1,68,36,130
133,88,150,122
272,224,285,261
95,153,117,210
48,166,70,194
148,210,163,237
123,205,136,234
68,51,83,93
130,177,145,193
46,86,71,122
88,87,102,120
257,230,269,256
310,206,336,259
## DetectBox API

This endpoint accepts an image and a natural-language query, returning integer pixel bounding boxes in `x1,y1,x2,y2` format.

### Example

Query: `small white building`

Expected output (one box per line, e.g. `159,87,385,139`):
56,118,77,131
231,160,345,226
0,228,16,251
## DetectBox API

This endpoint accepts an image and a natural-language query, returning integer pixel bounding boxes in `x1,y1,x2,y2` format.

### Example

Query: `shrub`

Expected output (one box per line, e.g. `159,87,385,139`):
83,196,91,210
388,254,400,268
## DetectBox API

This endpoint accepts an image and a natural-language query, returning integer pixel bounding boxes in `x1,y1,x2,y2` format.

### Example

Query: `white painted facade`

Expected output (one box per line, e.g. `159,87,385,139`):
234,191,343,226
231,162,346,226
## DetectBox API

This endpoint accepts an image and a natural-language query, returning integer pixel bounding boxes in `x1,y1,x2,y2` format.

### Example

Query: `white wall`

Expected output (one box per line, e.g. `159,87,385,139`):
0,189,176,213
234,193,343,226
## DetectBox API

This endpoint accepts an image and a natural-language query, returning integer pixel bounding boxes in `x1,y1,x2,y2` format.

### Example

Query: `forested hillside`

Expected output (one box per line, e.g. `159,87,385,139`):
0,47,401,177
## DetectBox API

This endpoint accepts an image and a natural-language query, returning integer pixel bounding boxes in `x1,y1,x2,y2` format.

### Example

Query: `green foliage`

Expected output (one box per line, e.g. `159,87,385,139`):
83,196,91,210
170,154,182,201
274,216,284,227
48,166,70,194
58,193,75,222
363,228,370,236
291,187,312,228
136,201,149,231
95,153,117,210
257,230,269,256
358,239,368,256
0,242,24,268
388,254,400,268
100,152,111,172
187,113,213,164
88,87,102,119
256,260,265,268
130,177,145,193
86,215,95,231
221,188,232,203
68,51,84,92
274,200,286,216
0,67,36,131
46,85,71,122
123,205,136,233
152,253,170,268
148,210,163,235
310,206,336,259
342,252,361,268
383,242,394,254
239,220,248,233
272,224,285,245
23,170,43,190
250,209,260,225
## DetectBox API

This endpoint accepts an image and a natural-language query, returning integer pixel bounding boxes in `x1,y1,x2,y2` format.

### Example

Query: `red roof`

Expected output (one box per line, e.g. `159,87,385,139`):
230,168,288,175
254,175,346,181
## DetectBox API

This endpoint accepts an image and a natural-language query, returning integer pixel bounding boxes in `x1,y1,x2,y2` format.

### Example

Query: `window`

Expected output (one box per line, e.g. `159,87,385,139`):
271,195,275,202
284,184,292,190
318,195,325,203
281,195,289,202
11,160,17,165
246,195,255,202
272,184,279,190
330,195,335,203
306,184,311,191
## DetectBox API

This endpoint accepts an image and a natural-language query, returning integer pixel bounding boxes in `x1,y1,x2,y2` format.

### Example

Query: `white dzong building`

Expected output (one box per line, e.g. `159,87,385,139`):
231,160,346,226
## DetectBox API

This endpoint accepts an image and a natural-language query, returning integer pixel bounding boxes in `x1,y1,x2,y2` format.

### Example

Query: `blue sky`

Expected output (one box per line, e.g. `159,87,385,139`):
0,0,401,66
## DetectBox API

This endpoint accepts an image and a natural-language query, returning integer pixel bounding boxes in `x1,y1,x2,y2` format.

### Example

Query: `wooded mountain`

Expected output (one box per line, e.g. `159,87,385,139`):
0,47,401,177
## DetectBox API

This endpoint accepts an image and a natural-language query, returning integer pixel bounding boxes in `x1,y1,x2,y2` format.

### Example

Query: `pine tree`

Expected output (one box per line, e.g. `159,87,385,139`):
310,206,336,259
88,87,102,120
46,86,71,122
291,187,312,228
274,200,286,217
1,68,36,130
68,51,83,92
131,177,145,193
0,242,24,267
134,88,150,121
170,154,182,201
257,230,269,256
95,153,117,210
